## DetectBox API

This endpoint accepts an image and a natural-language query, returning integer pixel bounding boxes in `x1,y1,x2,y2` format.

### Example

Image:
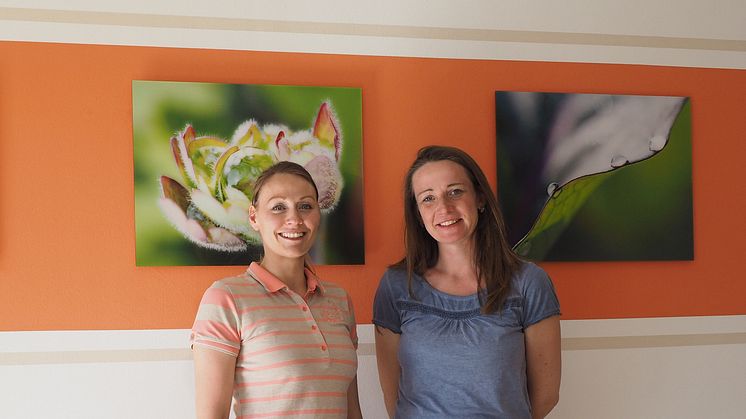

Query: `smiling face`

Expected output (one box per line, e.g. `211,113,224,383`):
412,160,484,249
248,173,320,263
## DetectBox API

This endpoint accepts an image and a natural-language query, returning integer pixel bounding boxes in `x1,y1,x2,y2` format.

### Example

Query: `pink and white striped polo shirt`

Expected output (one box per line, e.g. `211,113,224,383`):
191,262,358,418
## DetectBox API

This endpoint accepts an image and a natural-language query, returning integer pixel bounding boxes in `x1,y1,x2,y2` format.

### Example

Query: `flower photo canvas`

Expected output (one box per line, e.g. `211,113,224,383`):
133,81,364,266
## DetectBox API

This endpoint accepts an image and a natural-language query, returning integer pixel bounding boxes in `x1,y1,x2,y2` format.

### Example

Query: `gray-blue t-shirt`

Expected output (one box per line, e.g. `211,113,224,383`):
372,262,560,419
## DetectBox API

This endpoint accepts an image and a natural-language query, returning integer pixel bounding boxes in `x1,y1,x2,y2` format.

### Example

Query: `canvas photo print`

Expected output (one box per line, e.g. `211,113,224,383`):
133,81,364,266
496,91,692,261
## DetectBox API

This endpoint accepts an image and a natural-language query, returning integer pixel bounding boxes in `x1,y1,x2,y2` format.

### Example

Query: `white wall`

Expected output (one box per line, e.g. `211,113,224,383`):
1,0,745,69
2,317,746,419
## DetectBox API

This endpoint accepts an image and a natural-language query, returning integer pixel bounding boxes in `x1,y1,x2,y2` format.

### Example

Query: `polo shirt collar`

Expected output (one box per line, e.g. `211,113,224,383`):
248,261,325,295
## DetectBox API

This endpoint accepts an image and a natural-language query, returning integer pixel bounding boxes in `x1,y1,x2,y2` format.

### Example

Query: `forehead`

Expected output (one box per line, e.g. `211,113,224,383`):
412,160,471,191
257,173,316,200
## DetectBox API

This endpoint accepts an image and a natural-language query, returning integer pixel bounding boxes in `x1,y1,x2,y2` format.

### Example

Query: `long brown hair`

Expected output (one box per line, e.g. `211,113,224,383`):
395,145,522,314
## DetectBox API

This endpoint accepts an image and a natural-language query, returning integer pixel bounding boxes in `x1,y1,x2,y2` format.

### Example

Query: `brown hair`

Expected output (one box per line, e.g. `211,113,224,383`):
252,161,319,205
395,145,522,314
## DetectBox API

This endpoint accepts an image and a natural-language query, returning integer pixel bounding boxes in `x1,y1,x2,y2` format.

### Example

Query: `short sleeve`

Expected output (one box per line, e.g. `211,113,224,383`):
346,293,359,349
520,264,561,329
190,281,242,357
372,269,403,334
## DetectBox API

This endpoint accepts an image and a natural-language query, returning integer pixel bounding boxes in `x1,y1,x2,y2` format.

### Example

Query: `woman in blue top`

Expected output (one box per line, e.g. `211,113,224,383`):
373,146,561,419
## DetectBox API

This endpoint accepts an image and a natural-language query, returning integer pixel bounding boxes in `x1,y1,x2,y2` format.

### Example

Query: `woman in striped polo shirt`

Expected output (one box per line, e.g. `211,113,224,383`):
191,161,362,419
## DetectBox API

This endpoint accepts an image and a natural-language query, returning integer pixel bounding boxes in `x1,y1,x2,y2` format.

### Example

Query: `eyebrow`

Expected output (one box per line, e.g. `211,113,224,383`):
265,195,316,202
415,182,465,198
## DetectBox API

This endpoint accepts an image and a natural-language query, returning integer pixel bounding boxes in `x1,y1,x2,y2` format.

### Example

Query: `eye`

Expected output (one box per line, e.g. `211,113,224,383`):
420,195,435,204
271,203,286,212
298,202,315,211
448,188,465,198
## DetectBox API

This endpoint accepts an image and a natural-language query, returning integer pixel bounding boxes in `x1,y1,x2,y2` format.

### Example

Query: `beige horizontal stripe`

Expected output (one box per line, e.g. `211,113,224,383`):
562,332,746,351
2,7,745,53
2,334,745,365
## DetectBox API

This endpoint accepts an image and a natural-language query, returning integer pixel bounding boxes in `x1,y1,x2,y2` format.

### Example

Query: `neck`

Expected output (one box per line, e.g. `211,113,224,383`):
437,239,475,270
430,240,480,287
260,254,307,296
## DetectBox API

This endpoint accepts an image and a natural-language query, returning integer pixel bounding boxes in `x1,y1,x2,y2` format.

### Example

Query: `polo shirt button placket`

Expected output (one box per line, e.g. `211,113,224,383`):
296,297,324,349
308,324,330,358
301,298,329,359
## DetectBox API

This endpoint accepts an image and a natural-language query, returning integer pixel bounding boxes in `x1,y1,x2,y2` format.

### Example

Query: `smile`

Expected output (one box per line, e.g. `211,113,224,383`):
437,219,461,227
279,232,306,239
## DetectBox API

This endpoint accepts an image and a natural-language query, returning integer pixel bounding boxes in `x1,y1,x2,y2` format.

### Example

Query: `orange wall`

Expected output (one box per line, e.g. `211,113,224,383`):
1,41,744,331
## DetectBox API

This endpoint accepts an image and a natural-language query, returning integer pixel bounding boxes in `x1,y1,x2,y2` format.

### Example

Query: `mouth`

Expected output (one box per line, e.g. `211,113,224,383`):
436,219,461,227
278,231,306,239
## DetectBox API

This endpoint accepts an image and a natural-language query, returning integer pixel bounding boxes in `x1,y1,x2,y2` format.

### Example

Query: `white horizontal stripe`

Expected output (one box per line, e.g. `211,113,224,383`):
1,0,744,40
3,317,744,351
0,329,190,352
5,334,746,365
1,8,746,69
1,20,743,70
2,316,745,364
3,7,744,52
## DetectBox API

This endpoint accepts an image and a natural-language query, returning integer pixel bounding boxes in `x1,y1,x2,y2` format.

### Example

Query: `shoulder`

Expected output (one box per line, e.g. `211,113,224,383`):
213,273,252,286
382,266,408,282
319,280,351,299
372,267,411,304
193,274,258,323
516,261,547,278
378,267,409,292
511,261,554,295
202,272,260,298
511,261,561,322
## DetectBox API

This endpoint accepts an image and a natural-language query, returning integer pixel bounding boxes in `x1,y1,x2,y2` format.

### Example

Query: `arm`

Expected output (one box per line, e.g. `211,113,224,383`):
525,315,561,419
375,325,401,418
193,345,236,419
347,375,363,419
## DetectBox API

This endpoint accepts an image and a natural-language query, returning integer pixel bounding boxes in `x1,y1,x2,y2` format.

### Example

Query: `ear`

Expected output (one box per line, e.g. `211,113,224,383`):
248,205,260,231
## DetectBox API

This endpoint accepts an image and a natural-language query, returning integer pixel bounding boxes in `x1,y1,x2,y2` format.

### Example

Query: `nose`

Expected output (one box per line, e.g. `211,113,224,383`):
285,208,304,226
435,197,455,212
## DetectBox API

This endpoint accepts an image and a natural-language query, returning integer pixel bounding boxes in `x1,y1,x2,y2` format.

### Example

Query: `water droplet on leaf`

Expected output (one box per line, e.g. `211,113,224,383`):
547,182,560,197
649,135,667,152
610,155,629,168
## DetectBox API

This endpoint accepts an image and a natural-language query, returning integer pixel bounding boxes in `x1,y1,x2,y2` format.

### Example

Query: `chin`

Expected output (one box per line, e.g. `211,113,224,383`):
281,248,313,260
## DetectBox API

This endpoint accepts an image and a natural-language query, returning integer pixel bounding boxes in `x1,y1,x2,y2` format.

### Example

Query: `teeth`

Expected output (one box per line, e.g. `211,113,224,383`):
439,220,458,226
280,232,305,238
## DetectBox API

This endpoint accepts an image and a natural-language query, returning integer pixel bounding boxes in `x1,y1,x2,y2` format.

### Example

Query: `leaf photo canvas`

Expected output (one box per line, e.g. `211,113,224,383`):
495,91,692,261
